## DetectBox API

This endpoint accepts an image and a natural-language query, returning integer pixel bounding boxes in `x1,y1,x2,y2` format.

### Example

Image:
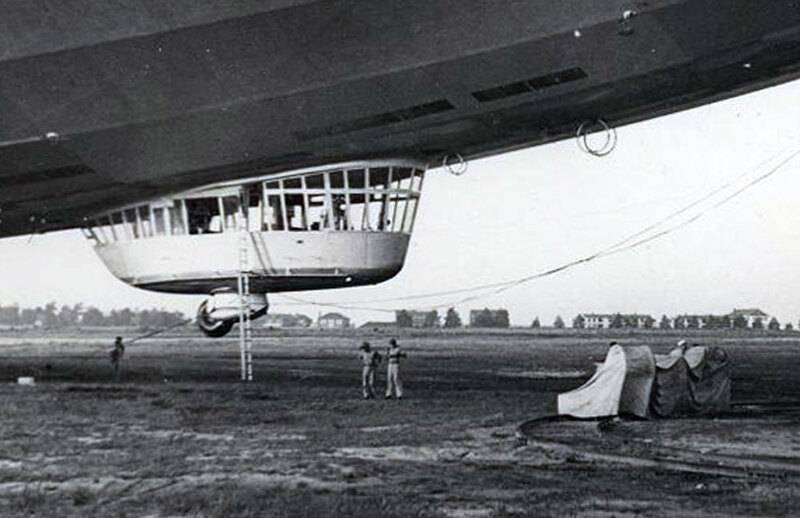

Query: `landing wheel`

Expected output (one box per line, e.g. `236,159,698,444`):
196,300,235,338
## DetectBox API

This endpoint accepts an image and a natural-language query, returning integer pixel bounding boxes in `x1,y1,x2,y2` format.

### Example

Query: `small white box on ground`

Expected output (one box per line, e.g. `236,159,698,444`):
17,377,35,386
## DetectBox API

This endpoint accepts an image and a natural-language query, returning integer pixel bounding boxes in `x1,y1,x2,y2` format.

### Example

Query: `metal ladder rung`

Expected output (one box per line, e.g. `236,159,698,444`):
238,223,253,382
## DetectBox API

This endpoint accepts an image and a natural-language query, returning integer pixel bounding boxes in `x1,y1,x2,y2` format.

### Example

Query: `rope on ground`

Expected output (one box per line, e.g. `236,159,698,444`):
123,319,194,345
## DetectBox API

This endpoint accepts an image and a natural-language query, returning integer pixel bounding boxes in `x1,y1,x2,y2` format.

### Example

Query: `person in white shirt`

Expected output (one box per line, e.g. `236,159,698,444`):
385,338,406,399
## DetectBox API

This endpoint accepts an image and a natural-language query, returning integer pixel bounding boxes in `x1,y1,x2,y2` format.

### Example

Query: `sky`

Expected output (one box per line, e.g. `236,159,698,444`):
3,79,800,327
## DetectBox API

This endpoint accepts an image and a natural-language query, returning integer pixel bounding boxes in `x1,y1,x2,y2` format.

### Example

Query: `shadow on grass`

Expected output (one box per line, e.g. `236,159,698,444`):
156,485,446,518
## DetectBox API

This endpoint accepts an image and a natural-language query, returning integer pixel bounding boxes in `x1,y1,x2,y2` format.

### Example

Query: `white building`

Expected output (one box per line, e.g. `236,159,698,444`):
581,314,612,329
262,313,312,328
728,308,771,328
318,312,351,329
578,313,654,329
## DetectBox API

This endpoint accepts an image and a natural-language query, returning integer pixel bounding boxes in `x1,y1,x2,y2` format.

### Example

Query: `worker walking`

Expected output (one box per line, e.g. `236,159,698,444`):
359,341,381,399
385,338,406,399
110,336,125,382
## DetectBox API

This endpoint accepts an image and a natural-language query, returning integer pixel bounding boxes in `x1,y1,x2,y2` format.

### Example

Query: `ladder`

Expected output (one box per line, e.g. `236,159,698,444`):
237,211,254,382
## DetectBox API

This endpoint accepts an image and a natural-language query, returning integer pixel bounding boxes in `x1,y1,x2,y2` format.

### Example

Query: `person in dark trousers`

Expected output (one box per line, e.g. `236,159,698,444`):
385,338,406,399
110,336,125,381
358,341,382,399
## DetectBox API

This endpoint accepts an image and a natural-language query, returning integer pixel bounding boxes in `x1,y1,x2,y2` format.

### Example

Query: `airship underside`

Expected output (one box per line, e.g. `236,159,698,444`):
1,1,799,237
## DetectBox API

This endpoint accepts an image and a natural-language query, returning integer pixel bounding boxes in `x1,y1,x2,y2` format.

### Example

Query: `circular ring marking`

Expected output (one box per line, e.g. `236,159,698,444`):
576,119,618,157
442,153,468,175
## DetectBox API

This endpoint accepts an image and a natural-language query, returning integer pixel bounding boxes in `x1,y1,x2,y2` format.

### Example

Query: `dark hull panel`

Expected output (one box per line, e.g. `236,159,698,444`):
138,269,404,295
1,1,800,236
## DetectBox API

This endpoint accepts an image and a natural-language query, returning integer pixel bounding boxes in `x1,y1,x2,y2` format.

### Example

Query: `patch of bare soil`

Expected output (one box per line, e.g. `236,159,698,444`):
0,331,798,516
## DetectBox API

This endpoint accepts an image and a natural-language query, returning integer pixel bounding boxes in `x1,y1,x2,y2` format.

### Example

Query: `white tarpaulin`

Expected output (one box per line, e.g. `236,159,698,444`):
557,345,655,418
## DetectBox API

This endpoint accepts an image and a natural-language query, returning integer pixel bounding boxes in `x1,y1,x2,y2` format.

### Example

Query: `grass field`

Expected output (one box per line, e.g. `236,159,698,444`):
0,328,798,517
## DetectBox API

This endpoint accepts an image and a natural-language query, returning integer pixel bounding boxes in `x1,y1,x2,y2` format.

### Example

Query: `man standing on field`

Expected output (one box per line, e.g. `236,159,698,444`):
359,341,381,399
110,336,125,382
385,338,406,399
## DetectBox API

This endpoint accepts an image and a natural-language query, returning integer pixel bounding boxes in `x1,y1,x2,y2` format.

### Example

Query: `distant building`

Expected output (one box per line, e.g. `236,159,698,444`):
409,311,430,328
395,310,439,328
262,313,312,328
318,312,351,329
580,308,772,330
577,313,654,329
728,308,770,328
674,309,772,329
580,314,612,329
672,315,709,329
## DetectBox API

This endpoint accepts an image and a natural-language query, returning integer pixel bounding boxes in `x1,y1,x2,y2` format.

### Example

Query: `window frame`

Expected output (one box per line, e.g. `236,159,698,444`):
85,162,426,241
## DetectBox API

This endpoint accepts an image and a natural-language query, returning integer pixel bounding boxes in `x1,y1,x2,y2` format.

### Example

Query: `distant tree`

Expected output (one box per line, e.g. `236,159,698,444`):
0,303,186,330
553,315,565,329
81,307,105,326
395,310,413,328
472,308,509,328
109,308,135,326
732,315,748,329
423,310,440,328
41,302,59,327
142,308,185,328
768,317,780,331
752,318,764,330
686,316,699,329
443,308,462,328
58,304,79,327
141,309,159,328
20,308,37,325
572,315,585,329
626,316,643,328
0,305,20,326
610,313,624,329
622,316,634,328
643,316,655,329
531,317,541,329
140,308,177,329
160,310,186,327
137,309,153,328
709,315,729,329
659,315,671,329
785,323,794,331
495,309,510,328
472,308,493,328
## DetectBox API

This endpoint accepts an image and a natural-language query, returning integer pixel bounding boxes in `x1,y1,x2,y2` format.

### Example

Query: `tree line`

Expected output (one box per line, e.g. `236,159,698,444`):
0,303,186,329
394,308,510,328
570,313,790,331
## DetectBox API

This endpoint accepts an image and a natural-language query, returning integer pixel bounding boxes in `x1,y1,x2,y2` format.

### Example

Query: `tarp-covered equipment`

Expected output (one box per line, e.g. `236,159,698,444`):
557,344,730,419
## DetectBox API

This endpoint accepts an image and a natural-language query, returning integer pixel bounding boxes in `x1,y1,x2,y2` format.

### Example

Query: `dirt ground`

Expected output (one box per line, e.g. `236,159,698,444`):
0,328,798,517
